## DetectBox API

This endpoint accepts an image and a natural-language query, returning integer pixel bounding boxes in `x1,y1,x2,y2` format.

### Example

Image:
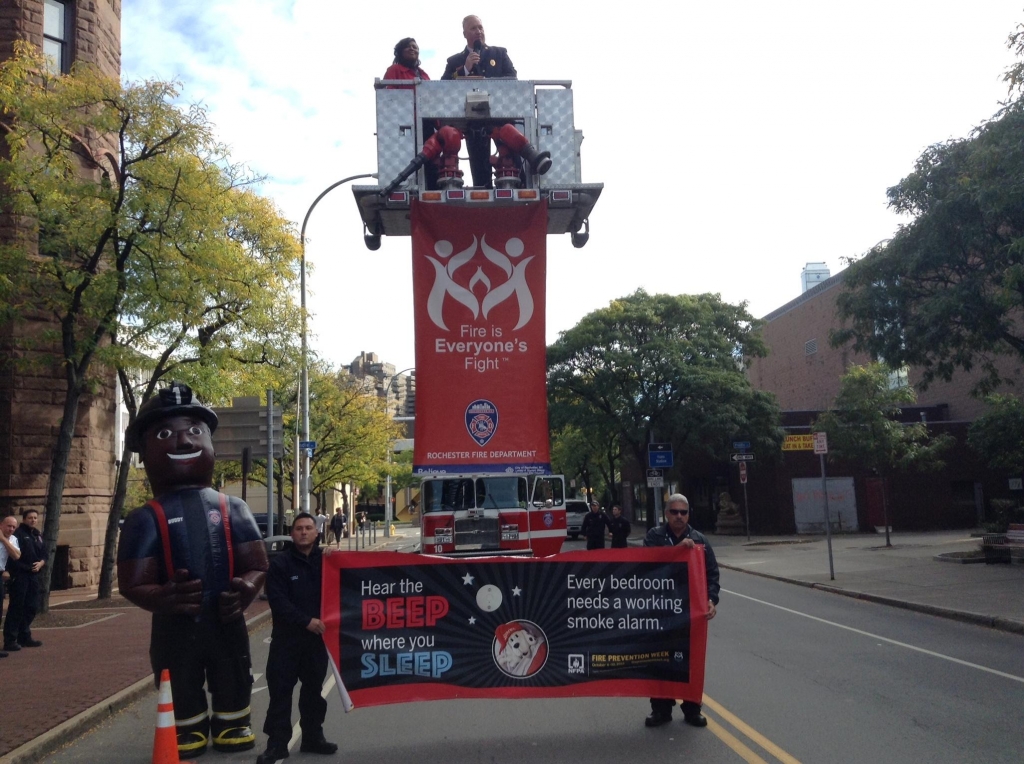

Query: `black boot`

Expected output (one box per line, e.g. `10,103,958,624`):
519,144,552,175
300,734,338,755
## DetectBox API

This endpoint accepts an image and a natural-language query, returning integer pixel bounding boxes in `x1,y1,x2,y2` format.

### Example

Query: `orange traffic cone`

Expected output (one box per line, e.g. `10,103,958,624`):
152,669,193,764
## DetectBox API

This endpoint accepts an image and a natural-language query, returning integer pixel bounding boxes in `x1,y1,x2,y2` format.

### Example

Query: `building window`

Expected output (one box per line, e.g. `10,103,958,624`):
804,338,818,356
886,365,909,390
43,0,70,74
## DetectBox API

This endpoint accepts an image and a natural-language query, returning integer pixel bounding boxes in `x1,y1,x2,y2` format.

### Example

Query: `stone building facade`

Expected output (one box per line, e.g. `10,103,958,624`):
0,1,122,588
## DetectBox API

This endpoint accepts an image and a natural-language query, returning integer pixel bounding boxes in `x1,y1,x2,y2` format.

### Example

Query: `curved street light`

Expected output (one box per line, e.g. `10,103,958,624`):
299,172,376,514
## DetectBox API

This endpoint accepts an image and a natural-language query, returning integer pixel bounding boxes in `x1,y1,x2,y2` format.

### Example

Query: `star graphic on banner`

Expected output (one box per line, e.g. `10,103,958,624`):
462,573,475,586
512,586,522,596
468,616,477,625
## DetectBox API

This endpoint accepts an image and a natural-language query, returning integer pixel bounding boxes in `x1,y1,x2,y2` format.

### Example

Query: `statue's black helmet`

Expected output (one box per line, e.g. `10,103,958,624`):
125,382,218,453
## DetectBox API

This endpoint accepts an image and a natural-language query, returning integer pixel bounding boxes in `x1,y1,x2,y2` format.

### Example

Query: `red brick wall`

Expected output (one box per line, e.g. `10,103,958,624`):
748,275,1022,420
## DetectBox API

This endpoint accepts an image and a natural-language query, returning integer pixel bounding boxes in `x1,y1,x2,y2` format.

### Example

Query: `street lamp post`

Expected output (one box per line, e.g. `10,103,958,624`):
382,367,415,537
299,173,376,514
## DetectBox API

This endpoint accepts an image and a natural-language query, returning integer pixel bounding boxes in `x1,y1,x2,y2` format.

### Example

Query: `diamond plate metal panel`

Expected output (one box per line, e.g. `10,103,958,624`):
417,80,534,120
376,89,416,186
536,89,577,186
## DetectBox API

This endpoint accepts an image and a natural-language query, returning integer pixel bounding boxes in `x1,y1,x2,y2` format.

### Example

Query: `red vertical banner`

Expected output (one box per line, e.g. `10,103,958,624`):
411,201,550,474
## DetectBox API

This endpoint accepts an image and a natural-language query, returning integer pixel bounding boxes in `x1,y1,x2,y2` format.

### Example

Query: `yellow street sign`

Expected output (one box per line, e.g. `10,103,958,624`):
782,434,815,451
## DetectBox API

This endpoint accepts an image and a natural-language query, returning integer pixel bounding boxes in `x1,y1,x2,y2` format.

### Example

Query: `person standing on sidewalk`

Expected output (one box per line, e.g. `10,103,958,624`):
257,513,338,764
643,493,719,729
329,509,345,548
0,515,22,657
580,501,610,550
314,509,328,546
3,509,45,652
608,505,631,549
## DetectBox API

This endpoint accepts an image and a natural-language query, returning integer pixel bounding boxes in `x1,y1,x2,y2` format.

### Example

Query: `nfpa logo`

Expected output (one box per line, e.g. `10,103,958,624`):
567,654,585,674
465,399,498,447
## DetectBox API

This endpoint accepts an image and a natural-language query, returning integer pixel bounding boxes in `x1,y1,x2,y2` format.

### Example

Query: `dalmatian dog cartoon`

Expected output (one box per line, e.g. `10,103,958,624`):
493,620,548,678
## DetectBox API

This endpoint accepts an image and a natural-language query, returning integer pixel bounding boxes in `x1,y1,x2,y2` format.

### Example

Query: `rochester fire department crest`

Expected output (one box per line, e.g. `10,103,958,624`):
465,399,498,447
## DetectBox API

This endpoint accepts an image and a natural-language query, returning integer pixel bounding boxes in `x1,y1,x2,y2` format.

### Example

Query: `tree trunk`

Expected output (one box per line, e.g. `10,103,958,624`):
40,381,83,614
98,440,133,599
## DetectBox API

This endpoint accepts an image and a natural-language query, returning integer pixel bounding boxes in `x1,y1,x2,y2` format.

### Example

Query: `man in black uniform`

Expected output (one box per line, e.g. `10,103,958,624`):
580,501,610,550
643,493,719,728
608,505,631,549
257,513,337,764
3,509,45,651
441,14,516,188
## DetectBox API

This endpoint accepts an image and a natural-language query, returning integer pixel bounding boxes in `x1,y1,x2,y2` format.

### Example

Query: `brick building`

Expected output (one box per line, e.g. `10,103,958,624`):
745,267,1022,533
0,1,122,588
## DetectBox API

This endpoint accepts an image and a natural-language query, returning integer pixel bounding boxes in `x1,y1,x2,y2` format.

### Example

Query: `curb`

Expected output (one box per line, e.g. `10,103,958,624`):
0,608,273,764
719,563,1024,637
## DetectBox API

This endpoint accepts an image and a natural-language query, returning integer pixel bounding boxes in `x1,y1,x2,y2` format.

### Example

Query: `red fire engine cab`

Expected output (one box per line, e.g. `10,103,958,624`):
418,473,566,557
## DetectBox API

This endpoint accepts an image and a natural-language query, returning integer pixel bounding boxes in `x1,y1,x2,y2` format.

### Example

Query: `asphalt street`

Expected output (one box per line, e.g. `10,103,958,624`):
40,538,1024,764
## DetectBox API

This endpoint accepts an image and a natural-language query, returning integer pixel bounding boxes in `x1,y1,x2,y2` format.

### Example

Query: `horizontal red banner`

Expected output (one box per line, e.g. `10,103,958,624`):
321,546,708,707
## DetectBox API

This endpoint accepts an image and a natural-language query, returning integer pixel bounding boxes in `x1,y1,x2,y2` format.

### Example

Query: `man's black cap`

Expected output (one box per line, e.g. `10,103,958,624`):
125,382,218,453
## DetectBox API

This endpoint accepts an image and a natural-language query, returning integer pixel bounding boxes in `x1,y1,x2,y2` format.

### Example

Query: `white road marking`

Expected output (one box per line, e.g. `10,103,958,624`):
723,588,1024,685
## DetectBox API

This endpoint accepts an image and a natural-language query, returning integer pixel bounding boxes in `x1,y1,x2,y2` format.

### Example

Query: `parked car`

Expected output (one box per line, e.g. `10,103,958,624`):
565,500,589,540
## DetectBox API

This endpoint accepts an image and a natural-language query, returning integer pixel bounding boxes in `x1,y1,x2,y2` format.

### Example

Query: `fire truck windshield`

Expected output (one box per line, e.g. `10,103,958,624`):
422,476,528,512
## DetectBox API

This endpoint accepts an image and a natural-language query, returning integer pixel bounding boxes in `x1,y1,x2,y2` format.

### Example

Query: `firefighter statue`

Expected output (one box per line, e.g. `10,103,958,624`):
118,382,269,757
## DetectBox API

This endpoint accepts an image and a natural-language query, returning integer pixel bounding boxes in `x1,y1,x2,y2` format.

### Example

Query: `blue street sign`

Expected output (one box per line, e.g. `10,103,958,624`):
733,440,751,450
648,443,673,468
299,440,316,450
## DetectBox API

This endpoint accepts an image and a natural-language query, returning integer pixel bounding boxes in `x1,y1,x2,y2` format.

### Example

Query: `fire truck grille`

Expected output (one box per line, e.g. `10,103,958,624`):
454,517,501,550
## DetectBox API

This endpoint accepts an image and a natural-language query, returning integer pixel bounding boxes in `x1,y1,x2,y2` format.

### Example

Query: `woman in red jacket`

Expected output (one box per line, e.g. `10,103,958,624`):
384,38,430,83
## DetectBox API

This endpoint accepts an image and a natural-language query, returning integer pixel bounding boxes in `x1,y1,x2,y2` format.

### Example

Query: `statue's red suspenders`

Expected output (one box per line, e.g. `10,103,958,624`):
147,493,235,580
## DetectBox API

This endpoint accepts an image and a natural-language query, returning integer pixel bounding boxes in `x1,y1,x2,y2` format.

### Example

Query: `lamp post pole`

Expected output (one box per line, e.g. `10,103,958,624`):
299,173,376,514
382,367,416,537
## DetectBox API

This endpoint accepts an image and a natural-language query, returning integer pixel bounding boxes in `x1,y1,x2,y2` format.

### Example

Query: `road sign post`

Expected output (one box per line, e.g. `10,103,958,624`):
738,462,750,540
814,432,834,580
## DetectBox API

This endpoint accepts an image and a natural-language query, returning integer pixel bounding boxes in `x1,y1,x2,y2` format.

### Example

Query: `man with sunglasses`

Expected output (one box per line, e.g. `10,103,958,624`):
642,493,719,729
118,382,268,758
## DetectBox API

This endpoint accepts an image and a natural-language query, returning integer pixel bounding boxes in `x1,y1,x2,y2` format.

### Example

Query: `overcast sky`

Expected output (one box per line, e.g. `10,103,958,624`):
122,1,1022,374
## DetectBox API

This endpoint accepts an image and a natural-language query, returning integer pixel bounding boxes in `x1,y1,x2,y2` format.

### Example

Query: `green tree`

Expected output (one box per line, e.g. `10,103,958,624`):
814,363,953,545
967,395,1024,473
547,290,782,525
307,368,399,504
0,45,298,607
833,30,1024,395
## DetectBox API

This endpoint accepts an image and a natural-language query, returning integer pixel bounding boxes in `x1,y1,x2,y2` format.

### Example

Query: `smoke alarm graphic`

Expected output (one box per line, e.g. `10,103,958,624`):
465,399,499,447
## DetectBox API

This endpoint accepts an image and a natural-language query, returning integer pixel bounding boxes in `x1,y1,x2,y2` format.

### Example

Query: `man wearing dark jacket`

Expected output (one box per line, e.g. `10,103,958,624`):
3,509,45,651
257,513,337,764
580,501,611,550
608,505,632,549
441,14,517,188
643,493,719,729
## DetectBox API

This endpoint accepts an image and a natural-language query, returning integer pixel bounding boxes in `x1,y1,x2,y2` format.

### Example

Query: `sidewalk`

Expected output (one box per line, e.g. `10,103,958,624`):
0,530,407,764
701,529,1024,634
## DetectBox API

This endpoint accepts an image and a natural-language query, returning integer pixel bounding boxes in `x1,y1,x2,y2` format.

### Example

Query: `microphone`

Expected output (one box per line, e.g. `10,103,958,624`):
472,39,482,75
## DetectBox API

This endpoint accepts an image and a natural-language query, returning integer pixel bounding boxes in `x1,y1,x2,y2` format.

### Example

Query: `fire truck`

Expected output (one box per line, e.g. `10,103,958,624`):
353,75,602,557
417,473,567,557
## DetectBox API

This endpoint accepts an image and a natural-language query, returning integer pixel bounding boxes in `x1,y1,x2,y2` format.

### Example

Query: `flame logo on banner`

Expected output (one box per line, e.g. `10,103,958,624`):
465,399,499,447
426,236,535,331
